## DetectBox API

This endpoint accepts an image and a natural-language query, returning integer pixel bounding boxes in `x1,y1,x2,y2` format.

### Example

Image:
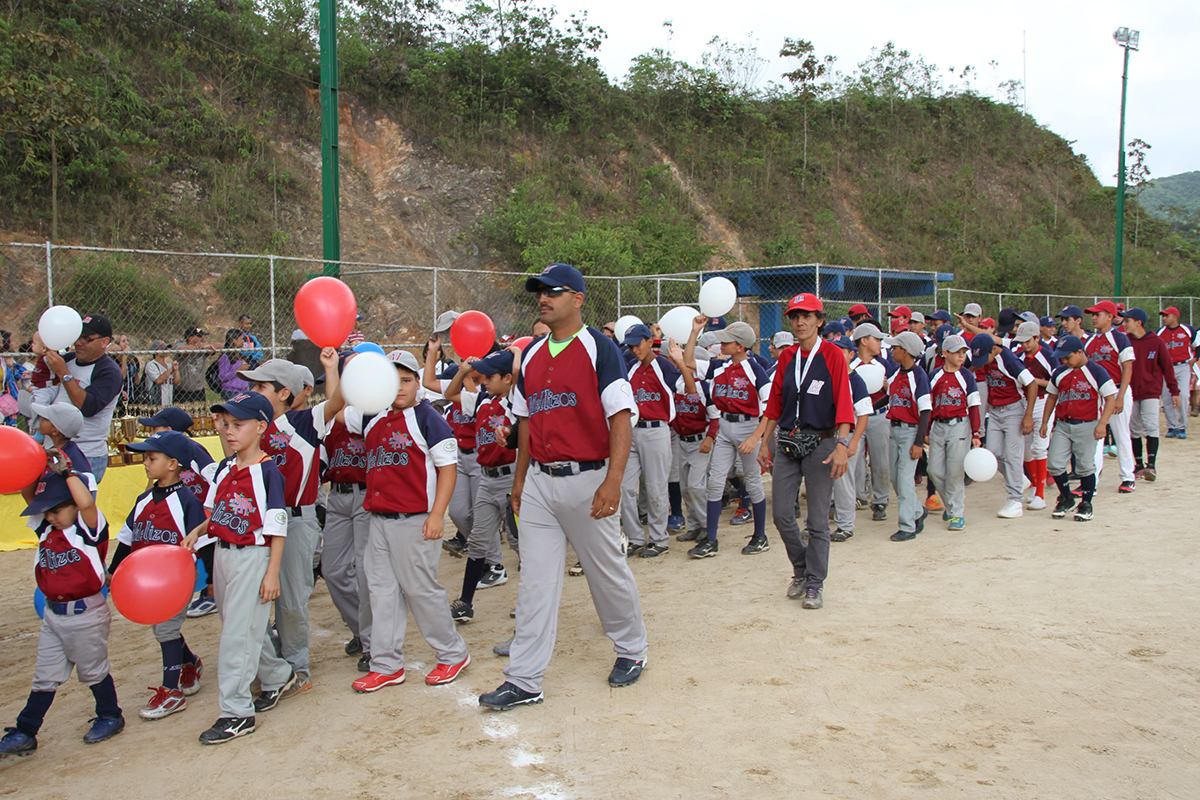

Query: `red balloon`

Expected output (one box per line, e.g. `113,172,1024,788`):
110,545,196,625
294,277,358,348
0,427,47,494
449,310,496,359
511,336,533,349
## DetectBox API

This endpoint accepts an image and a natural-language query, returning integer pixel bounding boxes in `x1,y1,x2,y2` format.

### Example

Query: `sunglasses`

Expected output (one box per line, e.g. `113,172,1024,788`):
77,334,104,344
535,286,574,298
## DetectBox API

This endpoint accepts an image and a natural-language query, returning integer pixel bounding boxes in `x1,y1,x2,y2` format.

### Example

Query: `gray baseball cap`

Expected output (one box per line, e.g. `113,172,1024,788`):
909,311,925,324
884,331,925,357
1014,320,1040,342
714,321,756,348
238,358,303,397
31,400,84,439
388,349,421,374
433,310,460,335
941,334,969,353
851,322,884,342
962,302,983,317
295,365,315,387
771,331,795,347
697,332,720,349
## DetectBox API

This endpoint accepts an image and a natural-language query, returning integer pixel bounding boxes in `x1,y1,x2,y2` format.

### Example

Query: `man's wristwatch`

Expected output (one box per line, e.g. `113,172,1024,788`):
60,373,74,383
836,436,852,448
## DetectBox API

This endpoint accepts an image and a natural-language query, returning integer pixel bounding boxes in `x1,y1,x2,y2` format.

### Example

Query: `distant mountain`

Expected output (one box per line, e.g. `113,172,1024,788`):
1138,171,1200,220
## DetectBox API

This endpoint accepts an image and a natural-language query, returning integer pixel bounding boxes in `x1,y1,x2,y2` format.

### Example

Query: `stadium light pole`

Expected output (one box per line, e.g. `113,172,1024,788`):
320,0,341,277
1112,26,1139,298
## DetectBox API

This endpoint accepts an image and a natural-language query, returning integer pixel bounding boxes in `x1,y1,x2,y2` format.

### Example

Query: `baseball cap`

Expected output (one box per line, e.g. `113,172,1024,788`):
1057,305,1083,319
887,305,912,319
1085,300,1120,315
884,331,924,357
1119,307,1149,325
941,334,969,353
909,311,925,324
928,309,953,323
149,340,171,351
832,335,855,351
1013,321,1040,342
785,293,823,314
525,263,585,295
80,313,113,339
290,329,308,341
211,391,275,423
238,358,303,398
622,323,653,347
697,332,720,349
21,473,75,517
706,316,728,331
838,316,854,329
824,321,845,337
714,321,756,348
433,310,460,335
851,322,884,342
1019,311,1040,324
1053,334,1085,359
934,324,955,347
847,303,869,316
125,430,194,465
962,302,983,317
980,317,996,329
473,350,515,376
30,401,84,439
996,308,1018,336
295,365,315,388
1039,316,1056,328
1160,306,1182,317
138,407,195,431
771,331,795,348
968,333,996,367
183,325,207,339
388,349,421,374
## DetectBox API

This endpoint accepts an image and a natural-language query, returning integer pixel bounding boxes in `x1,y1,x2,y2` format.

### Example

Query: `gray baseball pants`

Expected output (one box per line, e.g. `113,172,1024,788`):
858,413,891,507
505,466,648,695
621,424,672,547
1163,362,1190,431
676,434,711,534
449,447,480,541
1130,398,1161,438
928,418,970,519
152,606,187,643
831,446,861,533
32,593,111,693
706,418,764,503
889,423,921,533
214,545,293,719
1095,400,1135,483
987,401,1027,503
472,471,514,562
1050,419,1099,477
276,505,319,678
324,486,372,651
365,513,468,675
771,436,835,589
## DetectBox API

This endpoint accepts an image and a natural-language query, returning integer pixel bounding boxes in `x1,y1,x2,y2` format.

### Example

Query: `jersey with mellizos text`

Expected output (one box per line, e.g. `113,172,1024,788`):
474,394,517,468
259,403,326,507
886,365,932,425
628,355,683,422
979,347,1035,407
1085,329,1133,384
119,482,207,552
204,457,288,547
1157,324,1196,365
671,377,719,438
1018,343,1056,399
33,511,109,602
1047,362,1117,421
345,400,458,514
321,421,368,484
512,327,637,464
705,357,771,417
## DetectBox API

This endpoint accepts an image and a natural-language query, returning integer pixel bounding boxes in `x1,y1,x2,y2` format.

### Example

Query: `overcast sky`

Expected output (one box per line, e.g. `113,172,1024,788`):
564,0,1195,185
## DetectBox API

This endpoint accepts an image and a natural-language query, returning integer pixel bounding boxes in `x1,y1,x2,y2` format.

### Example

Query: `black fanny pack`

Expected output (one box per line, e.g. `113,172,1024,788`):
778,428,823,461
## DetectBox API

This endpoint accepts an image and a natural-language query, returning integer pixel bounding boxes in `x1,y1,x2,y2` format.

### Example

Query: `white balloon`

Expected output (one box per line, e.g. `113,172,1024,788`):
658,306,699,347
613,315,643,342
698,277,737,317
963,448,999,482
341,352,401,415
855,362,885,394
38,305,83,351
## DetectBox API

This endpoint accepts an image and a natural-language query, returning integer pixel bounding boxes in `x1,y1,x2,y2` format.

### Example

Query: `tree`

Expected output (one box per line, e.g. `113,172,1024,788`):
780,37,834,190
1126,138,1152,249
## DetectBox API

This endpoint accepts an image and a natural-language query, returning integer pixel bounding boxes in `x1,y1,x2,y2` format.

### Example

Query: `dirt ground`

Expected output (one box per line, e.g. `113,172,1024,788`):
1,439,1198,800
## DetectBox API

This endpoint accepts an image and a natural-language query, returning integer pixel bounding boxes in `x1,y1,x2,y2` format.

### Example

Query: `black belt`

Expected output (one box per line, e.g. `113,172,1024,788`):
635,419,664,428
217,540,250,550
47,599,88,616
890,421,918,428
483,465,513,478
1058,418,1092,425
536,460,606,477
679,433,706,443
330,482,366,494
722,413,756,423
933,417,965,424
375,511,421,520
458,446,475,454
290,506,306,517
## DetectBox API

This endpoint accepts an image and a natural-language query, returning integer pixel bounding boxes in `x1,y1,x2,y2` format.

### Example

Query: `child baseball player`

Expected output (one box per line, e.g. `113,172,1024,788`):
671,350,719,545
183,391,296,744
1083,301,1135,493
927,334,982,531
969,333,1037,518
829,335,871,542
849,322,899,521
343,350,469,693
1041,336,1119,521
1014,321,1055,510
110,431,208,720
883,332,932,541
1157,306,1195,438
1120,307,1179,480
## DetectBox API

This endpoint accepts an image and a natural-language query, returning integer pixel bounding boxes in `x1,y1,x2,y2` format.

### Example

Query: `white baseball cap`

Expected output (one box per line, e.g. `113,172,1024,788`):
771,331,795,347
909,311,925,324
962,303,983,317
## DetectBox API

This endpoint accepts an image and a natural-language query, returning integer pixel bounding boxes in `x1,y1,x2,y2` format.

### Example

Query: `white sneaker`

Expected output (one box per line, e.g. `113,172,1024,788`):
1021,475,1032,496
1027,495,1046,511
997,500,1024,519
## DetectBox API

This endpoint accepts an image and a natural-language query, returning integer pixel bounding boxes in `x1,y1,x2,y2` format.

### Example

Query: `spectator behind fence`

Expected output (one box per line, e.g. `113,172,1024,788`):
110,332,142,415
41,313,123,484
218,329,250,399
1,329,22,425
238,314,263,366
174,326,216,404
144,341,179,406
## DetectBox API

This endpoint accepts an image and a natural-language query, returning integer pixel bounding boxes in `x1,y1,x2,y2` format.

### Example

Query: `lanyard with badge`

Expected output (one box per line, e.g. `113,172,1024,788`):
779,349,824,460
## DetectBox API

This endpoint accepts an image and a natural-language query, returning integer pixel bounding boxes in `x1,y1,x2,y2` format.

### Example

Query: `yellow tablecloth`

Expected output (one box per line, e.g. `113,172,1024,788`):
0,436,225,552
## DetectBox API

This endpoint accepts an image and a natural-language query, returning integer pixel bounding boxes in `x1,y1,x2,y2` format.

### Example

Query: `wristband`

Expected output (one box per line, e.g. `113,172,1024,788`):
836,437,851,448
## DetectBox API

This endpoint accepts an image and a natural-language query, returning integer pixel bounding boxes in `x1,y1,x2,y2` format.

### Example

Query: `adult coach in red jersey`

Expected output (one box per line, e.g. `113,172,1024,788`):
479,264,647,712
743,294,854,610
1157,306,1195,438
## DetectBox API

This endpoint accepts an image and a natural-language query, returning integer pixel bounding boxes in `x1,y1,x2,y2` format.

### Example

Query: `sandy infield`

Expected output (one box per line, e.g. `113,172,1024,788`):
1,440,1198,799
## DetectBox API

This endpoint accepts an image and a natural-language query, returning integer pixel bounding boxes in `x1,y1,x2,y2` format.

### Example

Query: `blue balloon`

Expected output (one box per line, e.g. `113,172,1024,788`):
353,342,386,356
195,559,209,591
34,588,46,619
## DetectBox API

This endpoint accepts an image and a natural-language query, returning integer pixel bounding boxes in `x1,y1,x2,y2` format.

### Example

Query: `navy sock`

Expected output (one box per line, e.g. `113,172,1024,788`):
730,476,749,502
1147,437,1159,468
89,675,121,719
668,482,682,516
706,500,722,542
181,639,198,666
1053,473,1071,497
752,499,767,538
1131,437,1143,469
461,558,488,607
15,690,55,737
1080,474,1096,503
160,638,184,690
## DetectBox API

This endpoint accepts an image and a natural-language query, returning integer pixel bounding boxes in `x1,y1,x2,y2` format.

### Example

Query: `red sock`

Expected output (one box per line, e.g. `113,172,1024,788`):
1035,459,1047,498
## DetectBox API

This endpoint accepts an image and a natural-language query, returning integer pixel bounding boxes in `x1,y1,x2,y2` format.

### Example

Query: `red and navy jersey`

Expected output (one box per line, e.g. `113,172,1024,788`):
886,365,932,424
1157,324,1196,365
205,457,288,547
34,510,109,602
179,439,214,502
474,394,517,468
671,378,719,437
1018,343,1056,398
512,327,636,464
849,371,873,418
1085,329,1133,384
930,368,981,420
346,400,457,514
322,421,368,484
438,373,480,450
119,482,207,551
765,341,856,431
260,403,327,507
849,354,899,414
1047,362,1117,421
979,347,1034,407
34,441,97,494
706,357,772,417
628,355,682,422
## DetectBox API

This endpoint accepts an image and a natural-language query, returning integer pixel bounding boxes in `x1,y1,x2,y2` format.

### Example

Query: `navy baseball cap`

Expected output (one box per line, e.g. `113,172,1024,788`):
968,333,996,368
824,321,845,337
996,308,1019,336
138,407,195,432
126,430,194,465
1053,334,1085,359
832,335,855,351
838,316,853,329
525,263,585,294
928,309,953,323
622,323,653,346
79,313,113,339
22,473,74,517
474,350,515,376
1039,316,1056,328
934,323,955,347
1057,305,1083,319
706,316,728,331
211,391,274,423
1119,307,1149,324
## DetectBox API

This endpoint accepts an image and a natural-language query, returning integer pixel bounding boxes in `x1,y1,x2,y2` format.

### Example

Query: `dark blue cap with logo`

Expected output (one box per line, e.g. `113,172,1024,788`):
824,321,845,337
706,316,728,331
928,309,953,323
832,335,855,351
622,323,653,347
969,333,996,368
525,263,585,294
138,407,195,432
126,430,195,465
1119,307,1148,324
211,391,275,423
1053,334,1085,359
473,350,515,376
934,323,955,347
21,473,75,517
1057,305,1083,319
1039,316,1056,328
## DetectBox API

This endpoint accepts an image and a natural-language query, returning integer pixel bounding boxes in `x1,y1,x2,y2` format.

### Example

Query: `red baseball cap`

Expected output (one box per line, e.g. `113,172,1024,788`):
848,303,869,316
786,293,823,314
980,317,996,328
1160,306,1182,316
887,305,912,318
1085,300,1120,315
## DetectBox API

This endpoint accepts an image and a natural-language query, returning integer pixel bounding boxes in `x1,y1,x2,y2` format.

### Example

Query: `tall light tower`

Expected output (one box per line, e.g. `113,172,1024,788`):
1112,26,1139,298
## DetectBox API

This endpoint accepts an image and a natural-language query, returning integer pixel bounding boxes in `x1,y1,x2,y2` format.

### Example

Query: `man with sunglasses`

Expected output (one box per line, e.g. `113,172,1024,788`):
40,313,123,484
